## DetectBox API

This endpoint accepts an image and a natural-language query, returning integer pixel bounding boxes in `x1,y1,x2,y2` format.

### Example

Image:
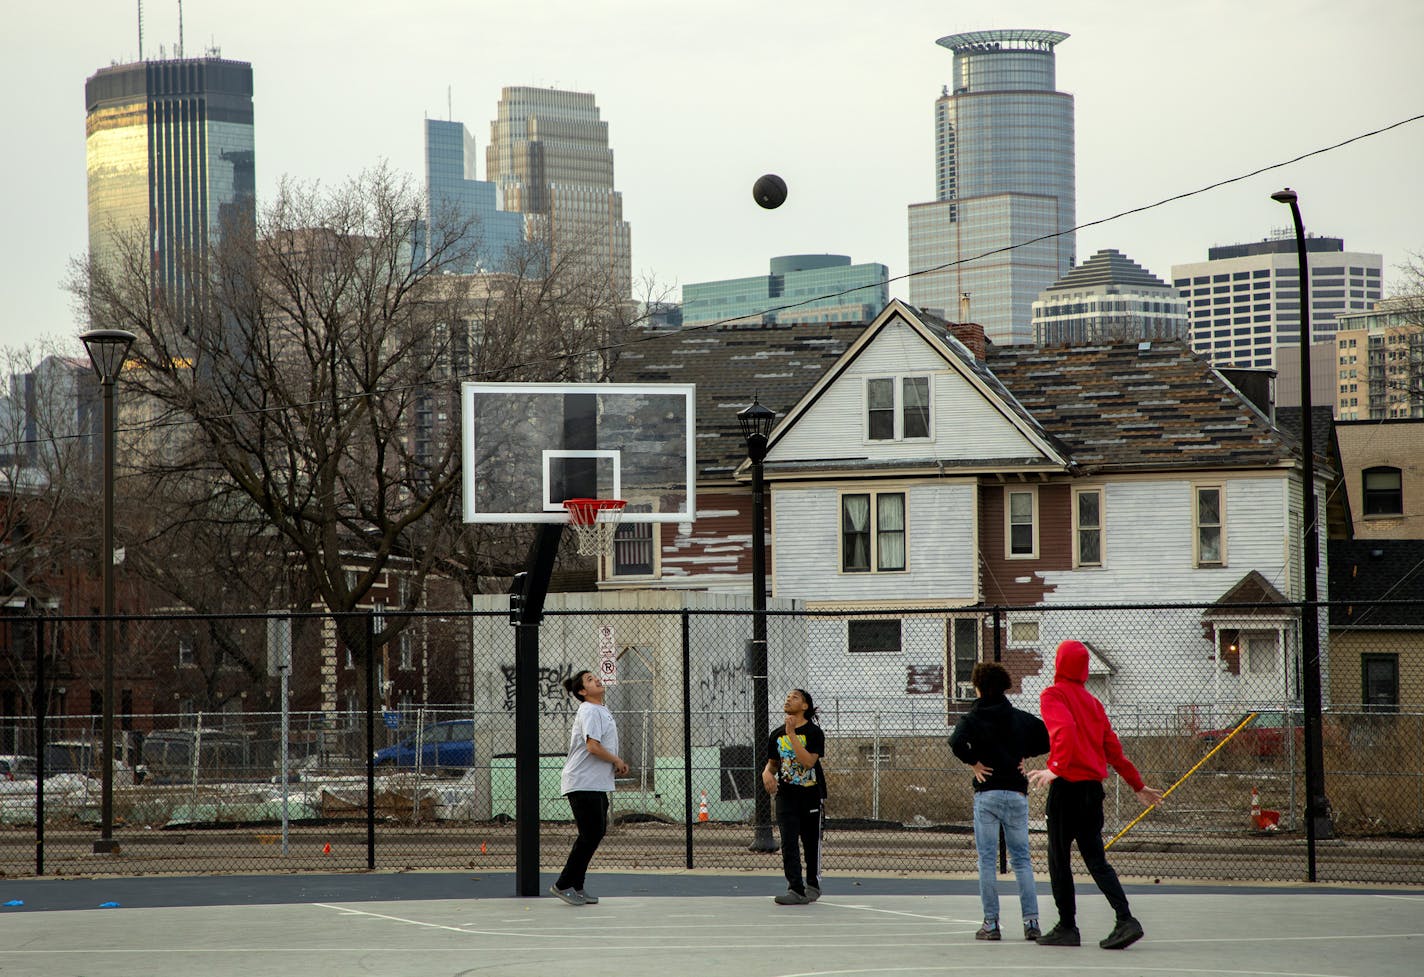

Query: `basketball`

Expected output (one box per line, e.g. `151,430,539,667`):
753,173,787,209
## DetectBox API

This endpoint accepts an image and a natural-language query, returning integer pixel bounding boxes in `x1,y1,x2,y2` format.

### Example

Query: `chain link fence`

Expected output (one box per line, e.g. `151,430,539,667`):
1,601,1420,883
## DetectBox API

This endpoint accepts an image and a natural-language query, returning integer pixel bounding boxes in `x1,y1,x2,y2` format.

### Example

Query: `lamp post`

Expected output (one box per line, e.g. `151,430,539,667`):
1270,189,1332,873
80,327,135,855
738,396,778,852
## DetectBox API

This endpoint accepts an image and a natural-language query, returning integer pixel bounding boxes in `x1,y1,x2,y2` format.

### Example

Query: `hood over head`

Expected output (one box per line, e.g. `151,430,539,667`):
1054,640,1090,684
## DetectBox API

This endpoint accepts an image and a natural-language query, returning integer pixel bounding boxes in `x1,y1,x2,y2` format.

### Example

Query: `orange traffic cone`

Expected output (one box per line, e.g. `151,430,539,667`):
1250,787,1281,831
322,842,332,854
480,842,487,855
698,790,710,823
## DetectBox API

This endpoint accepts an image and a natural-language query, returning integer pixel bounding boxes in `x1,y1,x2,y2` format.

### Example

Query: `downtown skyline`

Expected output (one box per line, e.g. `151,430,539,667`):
3,0,1422,356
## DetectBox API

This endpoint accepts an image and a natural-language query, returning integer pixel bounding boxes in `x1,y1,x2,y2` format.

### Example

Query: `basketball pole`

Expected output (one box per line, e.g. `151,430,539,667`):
510,525,564,897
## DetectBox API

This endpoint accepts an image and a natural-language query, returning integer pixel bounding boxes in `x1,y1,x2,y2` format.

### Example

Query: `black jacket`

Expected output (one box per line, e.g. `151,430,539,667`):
948,693,1049,794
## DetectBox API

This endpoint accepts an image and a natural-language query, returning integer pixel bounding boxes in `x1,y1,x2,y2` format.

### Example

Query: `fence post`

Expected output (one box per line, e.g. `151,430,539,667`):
34,613,45,876
682,610,693,869
992,606,1005,874
365,611,376,870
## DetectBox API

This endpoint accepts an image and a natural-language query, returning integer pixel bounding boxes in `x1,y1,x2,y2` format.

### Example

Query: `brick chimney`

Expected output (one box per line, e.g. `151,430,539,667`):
946,321,987,361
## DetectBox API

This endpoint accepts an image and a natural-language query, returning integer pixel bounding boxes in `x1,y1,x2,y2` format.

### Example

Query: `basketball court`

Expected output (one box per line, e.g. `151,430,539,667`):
1,871,1419,977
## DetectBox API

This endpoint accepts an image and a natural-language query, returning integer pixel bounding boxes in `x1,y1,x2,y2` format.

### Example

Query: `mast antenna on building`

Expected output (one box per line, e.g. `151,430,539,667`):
137,0,144,60
177,0,184,58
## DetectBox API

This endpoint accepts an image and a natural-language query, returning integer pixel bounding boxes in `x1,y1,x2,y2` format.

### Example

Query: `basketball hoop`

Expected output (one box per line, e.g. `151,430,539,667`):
563,498,628,556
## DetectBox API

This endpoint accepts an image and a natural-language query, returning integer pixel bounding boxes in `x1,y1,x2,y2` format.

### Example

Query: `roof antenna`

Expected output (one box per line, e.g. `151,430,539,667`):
177,0,184,58
137,0,144,60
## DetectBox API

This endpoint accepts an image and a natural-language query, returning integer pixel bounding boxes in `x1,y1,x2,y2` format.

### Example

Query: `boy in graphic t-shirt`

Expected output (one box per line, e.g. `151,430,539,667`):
762,688,827,906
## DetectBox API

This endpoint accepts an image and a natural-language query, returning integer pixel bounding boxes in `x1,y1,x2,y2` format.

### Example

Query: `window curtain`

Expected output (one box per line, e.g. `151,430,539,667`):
842,494,871,570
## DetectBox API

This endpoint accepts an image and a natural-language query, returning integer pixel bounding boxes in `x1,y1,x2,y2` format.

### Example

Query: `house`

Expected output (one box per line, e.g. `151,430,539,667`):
753,301,1324,727
1333,419,1424,540
1327,539,1424,710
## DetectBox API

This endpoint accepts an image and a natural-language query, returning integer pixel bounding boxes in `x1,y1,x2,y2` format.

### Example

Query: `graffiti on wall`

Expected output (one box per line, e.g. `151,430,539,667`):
499,661,579,715
695,661,752,747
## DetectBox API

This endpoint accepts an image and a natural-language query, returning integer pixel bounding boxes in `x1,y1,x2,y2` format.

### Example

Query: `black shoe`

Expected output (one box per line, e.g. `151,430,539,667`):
975,922,1001,941
1037,923,1080,947
1024,923,1042,941
1099,916,1143,950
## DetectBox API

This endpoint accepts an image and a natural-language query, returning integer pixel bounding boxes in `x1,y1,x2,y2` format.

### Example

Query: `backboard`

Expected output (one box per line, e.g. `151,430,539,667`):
462,382,696,524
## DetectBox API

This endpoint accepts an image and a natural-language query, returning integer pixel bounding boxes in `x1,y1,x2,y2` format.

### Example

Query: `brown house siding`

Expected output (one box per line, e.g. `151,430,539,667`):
978,481,1071,604
658,488,760,579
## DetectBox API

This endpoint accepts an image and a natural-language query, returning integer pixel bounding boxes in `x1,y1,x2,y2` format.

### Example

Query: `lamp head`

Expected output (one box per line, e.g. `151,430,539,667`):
80,329,136,384
1271,188,1298,205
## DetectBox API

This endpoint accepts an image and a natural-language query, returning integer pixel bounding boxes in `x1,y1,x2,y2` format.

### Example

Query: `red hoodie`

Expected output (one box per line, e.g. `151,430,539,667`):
1039,640,1145,791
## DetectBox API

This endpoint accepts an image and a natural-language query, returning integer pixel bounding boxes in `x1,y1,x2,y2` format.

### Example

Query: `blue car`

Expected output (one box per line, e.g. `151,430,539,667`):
373,719,476,769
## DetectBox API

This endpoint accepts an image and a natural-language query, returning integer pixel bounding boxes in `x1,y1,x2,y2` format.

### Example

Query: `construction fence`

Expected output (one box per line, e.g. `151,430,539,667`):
1,600,1421,884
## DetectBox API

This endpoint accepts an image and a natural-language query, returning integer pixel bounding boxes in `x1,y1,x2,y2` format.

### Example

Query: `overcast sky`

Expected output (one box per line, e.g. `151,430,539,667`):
4,0,1422,358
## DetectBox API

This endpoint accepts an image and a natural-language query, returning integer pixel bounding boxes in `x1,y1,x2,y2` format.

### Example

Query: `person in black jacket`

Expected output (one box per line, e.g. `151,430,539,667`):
949,662,1050,942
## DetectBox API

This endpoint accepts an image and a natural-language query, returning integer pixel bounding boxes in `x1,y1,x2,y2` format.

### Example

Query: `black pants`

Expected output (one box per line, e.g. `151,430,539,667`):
776,786,822,894
1045,778,1131,925
555,790,608,892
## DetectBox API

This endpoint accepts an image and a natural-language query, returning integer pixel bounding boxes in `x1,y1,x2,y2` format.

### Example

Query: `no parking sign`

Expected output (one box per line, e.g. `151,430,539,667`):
597,624,617,685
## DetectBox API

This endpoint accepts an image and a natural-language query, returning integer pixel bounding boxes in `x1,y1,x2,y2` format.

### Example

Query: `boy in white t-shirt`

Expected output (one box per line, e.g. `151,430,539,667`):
551,670,627,906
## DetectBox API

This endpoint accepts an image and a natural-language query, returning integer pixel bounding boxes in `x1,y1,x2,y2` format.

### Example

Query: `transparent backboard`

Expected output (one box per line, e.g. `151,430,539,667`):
462,382,696,524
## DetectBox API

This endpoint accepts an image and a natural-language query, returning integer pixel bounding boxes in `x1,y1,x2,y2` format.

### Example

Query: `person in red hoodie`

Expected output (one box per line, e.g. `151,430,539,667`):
1027,640,1164,950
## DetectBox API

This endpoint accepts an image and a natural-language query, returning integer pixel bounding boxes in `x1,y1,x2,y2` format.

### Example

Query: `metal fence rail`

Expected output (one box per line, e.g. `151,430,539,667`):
1,600,1420,883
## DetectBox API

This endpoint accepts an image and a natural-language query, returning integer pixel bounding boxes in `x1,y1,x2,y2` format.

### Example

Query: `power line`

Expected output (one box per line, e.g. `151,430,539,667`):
4,111,1423,455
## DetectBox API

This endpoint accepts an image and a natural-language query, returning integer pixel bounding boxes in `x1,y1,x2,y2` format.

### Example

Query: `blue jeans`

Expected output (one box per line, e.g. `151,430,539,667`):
972,789,1038,925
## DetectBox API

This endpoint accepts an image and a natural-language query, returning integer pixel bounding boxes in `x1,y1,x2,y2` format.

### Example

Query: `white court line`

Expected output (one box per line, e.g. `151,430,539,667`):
1371,894,1424,902
311,903,476,935
819,902,966,923
781,968,1391,977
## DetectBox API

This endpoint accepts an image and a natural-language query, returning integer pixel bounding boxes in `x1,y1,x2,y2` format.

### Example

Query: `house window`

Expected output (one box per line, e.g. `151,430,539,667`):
178,637,195,667
1195,486,1225,566
1362,467,1403,516
841,492,907,572
1008,620,1039,644
848,619,901,654
1074,488,1103,567
1362,654,1399,712
1005,488,1037,558
865,376,932,441
399,632,413,671
610,503,656,576
949,617,980,698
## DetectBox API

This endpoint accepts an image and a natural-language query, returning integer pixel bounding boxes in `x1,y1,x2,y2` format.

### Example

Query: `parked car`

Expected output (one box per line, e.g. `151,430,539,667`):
42,741,142,784
0,755,37,781
1197,710,1338,758
373,719,475,769
141,729,254,784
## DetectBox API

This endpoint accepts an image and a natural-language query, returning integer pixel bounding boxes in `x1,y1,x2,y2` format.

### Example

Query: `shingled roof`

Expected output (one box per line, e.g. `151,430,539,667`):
986,340,1297,472
613,308,1300,481
611,321,863,479
1328,539,1424,628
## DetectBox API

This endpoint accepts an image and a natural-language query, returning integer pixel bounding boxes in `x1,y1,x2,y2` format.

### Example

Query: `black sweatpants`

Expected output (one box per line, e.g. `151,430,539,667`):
555,790,608,892
775,785,823,894
1045,778,1131,925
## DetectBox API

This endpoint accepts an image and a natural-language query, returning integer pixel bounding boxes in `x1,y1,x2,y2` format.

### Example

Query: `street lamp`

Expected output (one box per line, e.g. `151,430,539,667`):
737,396,778,852
80,327,135,855
1270,189,1332,869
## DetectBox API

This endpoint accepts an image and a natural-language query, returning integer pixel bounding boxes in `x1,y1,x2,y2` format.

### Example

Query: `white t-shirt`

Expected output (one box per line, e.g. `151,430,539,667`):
560,701,620,794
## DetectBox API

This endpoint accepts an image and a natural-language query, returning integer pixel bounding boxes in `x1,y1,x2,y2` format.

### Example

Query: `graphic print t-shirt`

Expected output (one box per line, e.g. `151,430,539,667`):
766,721,827,798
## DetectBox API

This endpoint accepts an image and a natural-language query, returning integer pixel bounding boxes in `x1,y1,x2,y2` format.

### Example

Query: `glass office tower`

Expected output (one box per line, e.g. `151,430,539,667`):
422,118,526,274
908,30,1074,345
486,87,632,300
682,254,889,327
85,58,255,312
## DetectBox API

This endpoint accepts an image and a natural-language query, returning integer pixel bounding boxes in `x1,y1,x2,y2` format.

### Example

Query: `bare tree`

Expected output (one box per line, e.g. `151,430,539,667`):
70,162,663,659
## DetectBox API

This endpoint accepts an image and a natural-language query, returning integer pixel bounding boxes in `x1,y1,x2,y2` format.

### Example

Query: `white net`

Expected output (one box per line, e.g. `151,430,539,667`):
563,499,627,557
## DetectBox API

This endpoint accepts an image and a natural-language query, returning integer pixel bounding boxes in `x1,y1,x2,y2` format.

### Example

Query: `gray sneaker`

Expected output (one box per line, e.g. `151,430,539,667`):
549,884,585,906
575,889,599,905
773,889,810,905
805,885,820,903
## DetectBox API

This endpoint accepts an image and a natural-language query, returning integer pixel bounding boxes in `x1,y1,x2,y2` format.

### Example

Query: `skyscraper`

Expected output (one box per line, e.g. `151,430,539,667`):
1171,235,1383,371
85,57,255,309
421,118,525,274
486,87,632,299
908,30,1075,345
1031,249,1186,346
